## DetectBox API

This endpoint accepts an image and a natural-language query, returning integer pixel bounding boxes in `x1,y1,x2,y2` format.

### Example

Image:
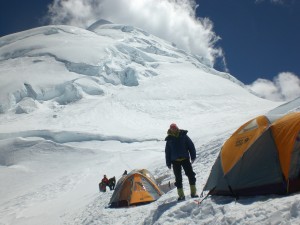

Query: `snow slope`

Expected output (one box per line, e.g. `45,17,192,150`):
0,21,298,225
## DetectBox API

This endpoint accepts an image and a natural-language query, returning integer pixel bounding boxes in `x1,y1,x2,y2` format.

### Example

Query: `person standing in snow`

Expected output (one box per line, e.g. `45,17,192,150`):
101,175,109,189
165,123,198,201
102,175,109,185
108,176,116,190
99,175,109,192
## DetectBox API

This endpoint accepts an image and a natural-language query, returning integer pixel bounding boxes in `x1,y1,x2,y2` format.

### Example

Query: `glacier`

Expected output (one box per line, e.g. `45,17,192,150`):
0,21,299,225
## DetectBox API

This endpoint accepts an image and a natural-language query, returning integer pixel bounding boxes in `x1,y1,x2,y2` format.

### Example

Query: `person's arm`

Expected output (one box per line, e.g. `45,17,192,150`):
165,142,171,169
186,135,196,161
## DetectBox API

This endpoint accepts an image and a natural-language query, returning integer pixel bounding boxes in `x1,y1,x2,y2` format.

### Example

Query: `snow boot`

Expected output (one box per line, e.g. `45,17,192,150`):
177,188,185,201
190,185,199,198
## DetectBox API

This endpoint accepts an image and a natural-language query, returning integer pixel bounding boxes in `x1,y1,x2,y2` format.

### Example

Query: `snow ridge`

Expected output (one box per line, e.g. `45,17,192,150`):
0,130,161,144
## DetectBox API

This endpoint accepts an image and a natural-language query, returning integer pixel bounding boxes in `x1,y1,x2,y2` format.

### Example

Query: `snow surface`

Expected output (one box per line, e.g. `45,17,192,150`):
0,21,299,225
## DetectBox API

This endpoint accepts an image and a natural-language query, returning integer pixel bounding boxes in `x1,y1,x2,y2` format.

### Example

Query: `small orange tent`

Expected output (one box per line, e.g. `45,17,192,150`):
109,169,163,207
204,112,300,196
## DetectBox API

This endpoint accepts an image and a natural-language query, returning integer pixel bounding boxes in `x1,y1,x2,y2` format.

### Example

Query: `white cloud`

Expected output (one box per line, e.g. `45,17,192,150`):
247,72,300,102
47,0,223,67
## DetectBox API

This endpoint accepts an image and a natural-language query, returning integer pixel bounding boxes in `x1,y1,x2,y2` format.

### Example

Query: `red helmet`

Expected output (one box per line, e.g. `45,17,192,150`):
170,123,179,131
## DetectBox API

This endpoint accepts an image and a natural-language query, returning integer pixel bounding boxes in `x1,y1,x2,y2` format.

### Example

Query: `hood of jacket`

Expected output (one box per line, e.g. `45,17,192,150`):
165,129,188,141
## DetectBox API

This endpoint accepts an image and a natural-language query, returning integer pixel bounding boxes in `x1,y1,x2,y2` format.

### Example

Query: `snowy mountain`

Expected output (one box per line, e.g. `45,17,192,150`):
0,21,299,225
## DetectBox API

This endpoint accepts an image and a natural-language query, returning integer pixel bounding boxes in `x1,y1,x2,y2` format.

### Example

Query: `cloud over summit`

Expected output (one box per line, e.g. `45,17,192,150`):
47,0,223,67
247,72,300,102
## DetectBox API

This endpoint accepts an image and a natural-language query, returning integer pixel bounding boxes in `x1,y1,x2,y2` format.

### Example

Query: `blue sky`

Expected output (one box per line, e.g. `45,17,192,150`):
1,0,299,88
196,0,300,84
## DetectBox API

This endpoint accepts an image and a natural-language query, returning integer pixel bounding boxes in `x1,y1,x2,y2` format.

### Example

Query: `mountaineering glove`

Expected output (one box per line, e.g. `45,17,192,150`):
168,165,171,169
191,159,195,164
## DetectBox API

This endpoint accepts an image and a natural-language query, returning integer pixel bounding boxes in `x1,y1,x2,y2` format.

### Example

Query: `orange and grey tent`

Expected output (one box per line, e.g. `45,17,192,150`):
204,112,300,196
109,169,163,207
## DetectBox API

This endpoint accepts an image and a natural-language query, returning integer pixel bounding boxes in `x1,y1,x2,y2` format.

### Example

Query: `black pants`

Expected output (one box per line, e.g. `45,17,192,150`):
172,159,196,188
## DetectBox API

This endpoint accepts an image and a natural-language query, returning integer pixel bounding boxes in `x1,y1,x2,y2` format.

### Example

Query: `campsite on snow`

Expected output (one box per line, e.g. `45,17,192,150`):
1,20,300,225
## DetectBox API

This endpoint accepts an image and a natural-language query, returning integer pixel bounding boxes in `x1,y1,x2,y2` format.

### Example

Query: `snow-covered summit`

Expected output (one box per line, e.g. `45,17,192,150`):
0,21,245,114
87,19,113,30
0,22,278,139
